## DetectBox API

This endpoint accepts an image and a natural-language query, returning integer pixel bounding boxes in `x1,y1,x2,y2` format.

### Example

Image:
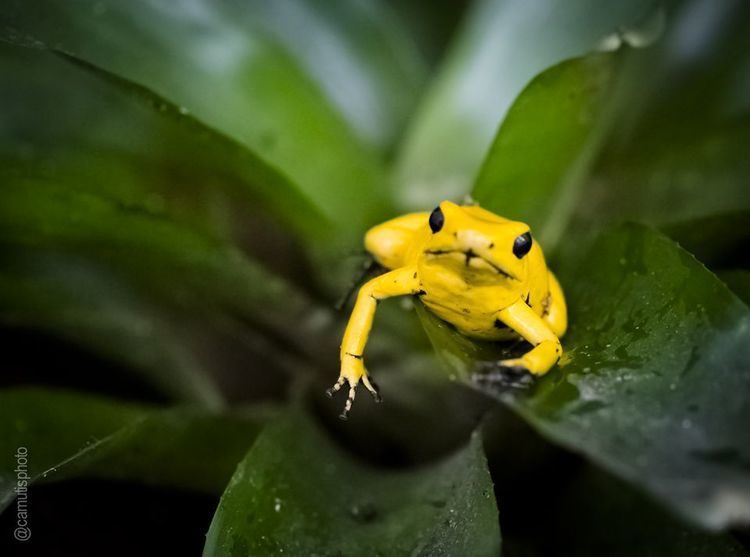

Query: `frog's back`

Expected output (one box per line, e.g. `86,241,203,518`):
364,212,429,269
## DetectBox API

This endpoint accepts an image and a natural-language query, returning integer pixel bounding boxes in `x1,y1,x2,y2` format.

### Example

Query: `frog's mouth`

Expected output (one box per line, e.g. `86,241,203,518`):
423,249,517,280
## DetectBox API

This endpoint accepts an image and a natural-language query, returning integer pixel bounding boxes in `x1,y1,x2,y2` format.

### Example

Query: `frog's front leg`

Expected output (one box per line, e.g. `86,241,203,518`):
328,266,419,419
478,300,562,387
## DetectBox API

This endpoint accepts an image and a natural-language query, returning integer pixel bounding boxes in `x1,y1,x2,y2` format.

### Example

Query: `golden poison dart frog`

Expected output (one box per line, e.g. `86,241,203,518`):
328,201,567,419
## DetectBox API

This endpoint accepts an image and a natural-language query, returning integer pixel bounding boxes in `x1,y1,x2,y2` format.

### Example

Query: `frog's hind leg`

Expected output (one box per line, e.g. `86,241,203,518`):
364,212,428,269
543,271,567,338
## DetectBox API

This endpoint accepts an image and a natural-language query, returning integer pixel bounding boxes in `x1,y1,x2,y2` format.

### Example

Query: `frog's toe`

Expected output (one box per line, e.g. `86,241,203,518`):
361,374,383,403
326,378,357,420
325,375,346,398
471,361,534,390
338,383,358,420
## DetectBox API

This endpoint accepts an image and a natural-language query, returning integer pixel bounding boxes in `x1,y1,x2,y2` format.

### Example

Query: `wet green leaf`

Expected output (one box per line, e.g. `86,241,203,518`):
419,224,750,529
204,409,500,556
0,388,272,512
395,0,656,208
0,0,394,234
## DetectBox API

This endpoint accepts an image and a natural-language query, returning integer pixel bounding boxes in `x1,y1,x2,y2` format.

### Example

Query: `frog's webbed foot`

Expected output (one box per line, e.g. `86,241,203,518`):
326,371,381,420
471,360,535,391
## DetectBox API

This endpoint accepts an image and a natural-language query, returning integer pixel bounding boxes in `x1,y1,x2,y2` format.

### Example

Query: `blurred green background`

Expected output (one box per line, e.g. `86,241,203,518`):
0,0,749,555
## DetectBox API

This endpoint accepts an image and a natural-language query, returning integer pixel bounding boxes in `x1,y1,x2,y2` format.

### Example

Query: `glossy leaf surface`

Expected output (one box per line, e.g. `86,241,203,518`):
0,388,271,512
419,225,750,529
204,409,500,556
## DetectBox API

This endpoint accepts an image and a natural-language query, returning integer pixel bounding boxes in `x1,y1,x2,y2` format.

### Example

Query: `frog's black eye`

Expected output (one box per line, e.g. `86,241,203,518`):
429,206,444,233
513,232,532,259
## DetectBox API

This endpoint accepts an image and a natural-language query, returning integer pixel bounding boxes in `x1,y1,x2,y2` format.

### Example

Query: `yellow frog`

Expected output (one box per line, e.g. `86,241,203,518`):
328,201,567,419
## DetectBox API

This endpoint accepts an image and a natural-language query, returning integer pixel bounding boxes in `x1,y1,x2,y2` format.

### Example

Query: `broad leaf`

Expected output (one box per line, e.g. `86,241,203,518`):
0,0,394,235
419,224,750,529
215,0,427,150
204,409,500,556
0,249,224,406
0,41,323,257
395,0,657,208
473,54,619,247
0,182,322,352
470,1,750,253
0,388,272,513
0,43,337,395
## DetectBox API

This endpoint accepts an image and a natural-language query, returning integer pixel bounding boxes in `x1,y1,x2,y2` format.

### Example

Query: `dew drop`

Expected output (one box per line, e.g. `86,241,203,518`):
349,502,378,523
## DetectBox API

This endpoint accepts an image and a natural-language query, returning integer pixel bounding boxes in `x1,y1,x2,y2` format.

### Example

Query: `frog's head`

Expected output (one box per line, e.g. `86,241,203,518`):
421,201,535,288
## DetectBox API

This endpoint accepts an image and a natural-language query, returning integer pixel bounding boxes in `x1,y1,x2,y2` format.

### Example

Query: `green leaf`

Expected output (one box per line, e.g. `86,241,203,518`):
204,409,500,556
583,117,750,230
566,2,750,230
0,41,323,251
0,248,225,406
395,0,657,208
419,224,750,529
215,0,427,150
470,2,750,252
0,181,318,342
473,54,619,247
718,271,750,307
382,0,469,68
0,42,337,392
0,0,393,236
0,180,332,392
0,388,272,513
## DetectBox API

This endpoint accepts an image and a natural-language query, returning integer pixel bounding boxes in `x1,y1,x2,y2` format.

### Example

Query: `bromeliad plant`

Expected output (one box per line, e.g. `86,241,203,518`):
1,0,749,555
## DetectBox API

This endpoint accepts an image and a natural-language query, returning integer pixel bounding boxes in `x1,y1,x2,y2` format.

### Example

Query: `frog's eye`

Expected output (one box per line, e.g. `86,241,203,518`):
429,206,444,233
513,232,532,259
